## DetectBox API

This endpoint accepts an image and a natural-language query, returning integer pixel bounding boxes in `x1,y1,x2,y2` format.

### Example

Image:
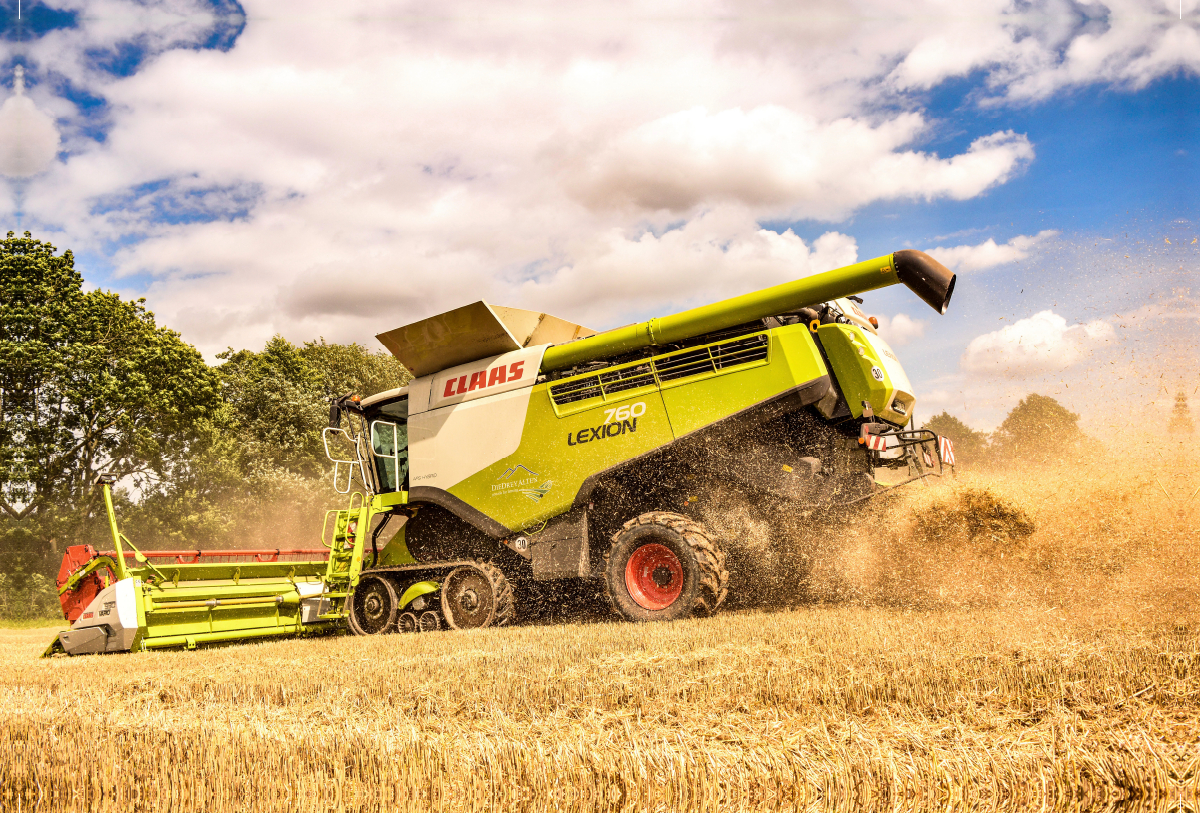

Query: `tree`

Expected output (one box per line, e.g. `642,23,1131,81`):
0,232,219,573
301,338,409,400
0,232,411,605
125,337,408,554
922,412,988,466
209,337,408,481
215,337,330,479
989,393,1085,464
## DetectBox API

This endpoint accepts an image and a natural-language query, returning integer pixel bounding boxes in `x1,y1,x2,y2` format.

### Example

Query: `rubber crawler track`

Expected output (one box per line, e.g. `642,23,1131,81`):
604,511,729,617
357,560,516,631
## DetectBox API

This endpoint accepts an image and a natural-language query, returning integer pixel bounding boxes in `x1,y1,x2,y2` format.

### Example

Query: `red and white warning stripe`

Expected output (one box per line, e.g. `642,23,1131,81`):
859,423,888,451
922,447,935,468
938,436,955,466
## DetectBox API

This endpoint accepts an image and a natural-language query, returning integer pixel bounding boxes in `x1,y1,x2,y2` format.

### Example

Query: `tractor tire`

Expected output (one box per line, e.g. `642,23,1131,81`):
604,512,728,622
440,561,515,630
347,575,400,635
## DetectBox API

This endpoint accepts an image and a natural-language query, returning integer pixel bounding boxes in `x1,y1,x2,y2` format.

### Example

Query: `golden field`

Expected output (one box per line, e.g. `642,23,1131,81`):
2,456,1196,812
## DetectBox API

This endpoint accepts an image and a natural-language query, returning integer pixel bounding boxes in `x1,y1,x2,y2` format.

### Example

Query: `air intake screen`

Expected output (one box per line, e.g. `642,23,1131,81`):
653,334,769,382
549,332,770,409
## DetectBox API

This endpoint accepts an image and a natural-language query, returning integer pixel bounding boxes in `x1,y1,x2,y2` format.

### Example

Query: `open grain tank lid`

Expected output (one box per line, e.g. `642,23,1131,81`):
376,301,597,378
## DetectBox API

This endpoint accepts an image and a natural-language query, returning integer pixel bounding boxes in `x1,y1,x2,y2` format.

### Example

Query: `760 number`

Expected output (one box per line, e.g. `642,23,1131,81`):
603,402,647,424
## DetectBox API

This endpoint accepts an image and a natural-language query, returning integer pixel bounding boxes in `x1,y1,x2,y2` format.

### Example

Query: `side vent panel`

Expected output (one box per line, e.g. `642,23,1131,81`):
548,332,771,414
653,334,768,385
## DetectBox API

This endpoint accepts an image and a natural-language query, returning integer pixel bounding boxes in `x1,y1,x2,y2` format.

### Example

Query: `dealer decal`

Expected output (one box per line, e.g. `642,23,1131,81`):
492,465,553,502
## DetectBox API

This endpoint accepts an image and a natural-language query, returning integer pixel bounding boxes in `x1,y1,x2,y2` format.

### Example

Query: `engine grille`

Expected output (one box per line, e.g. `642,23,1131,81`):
653,333,769,383
548,331,770,409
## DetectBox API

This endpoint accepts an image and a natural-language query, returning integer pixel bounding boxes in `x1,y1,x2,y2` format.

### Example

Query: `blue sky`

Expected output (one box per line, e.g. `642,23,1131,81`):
0,0,1197,431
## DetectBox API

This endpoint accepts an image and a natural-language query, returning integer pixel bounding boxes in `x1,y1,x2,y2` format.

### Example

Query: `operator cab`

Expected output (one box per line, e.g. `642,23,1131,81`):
360,387,410,494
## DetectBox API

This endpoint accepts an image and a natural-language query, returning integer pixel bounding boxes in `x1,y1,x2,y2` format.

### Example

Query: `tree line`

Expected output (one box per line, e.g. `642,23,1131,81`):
0,233,407,618
921,395,1088,469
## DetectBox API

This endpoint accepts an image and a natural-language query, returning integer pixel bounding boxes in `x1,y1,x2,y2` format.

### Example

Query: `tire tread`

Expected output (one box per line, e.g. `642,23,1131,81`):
603,511,729,619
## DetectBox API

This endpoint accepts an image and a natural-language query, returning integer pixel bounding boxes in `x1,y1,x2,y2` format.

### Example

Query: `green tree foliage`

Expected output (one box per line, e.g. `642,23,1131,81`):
216,337,329,479
0,232,220,574
209,336,408,480
0,233,412,613
301,338,410,401
990,393,1085,464
922,412,989,466
123,337,408,553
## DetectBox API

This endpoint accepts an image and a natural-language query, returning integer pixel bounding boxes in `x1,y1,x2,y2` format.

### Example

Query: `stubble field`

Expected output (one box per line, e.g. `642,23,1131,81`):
2,452,1196,812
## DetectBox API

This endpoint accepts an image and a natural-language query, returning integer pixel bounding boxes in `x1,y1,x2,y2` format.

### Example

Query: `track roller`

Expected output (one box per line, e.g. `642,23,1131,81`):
348,575,400,635
440,561,515,630
418,611,440,632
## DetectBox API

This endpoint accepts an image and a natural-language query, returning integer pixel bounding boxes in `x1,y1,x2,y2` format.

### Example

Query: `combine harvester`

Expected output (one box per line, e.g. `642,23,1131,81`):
46,250,956,656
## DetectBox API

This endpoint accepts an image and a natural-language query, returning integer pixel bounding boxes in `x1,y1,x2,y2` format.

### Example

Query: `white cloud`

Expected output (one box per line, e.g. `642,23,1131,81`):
16,0,226,96
563,108,1033,219
1112,296,1200,330
874,312,926,346
961,310,1116,378
518,207,859,327
927,230,1058,272
0,68,60,178
109,205,860,352
3,0,1197,355
989,2,1200,102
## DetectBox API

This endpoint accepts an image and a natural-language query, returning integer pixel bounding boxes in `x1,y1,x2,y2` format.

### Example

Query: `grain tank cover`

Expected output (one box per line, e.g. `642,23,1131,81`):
376,301,596,377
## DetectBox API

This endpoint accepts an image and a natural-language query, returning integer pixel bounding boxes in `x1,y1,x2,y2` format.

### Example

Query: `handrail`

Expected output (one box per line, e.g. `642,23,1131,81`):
100,481,129,581
322,426,369,495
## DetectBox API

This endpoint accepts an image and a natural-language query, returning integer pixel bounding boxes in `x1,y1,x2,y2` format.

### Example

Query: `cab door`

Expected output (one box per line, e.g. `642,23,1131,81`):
368,397,410,494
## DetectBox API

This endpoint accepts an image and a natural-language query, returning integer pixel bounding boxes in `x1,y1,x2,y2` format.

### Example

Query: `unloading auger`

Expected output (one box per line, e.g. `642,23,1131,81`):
47,250,957,655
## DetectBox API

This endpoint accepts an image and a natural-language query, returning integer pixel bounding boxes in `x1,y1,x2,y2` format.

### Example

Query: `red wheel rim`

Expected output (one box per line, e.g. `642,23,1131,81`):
625,543,684,610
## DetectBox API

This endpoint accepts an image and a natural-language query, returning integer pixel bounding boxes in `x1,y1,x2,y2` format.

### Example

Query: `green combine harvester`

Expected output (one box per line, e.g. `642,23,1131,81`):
46,249,956,656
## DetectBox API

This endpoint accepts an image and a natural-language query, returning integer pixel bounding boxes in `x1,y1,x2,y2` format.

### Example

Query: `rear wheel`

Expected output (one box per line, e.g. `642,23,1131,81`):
347,575,399,635
604,511,728,622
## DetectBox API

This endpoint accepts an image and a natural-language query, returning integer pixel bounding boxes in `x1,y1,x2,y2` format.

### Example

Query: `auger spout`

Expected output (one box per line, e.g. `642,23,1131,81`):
540,249,954,372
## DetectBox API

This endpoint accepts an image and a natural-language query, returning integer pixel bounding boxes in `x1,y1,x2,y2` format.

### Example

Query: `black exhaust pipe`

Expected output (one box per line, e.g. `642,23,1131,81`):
894,250,956,315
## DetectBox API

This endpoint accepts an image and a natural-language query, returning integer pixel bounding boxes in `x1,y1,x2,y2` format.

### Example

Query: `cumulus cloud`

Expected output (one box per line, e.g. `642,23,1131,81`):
15,0,235,96
874,312,926,346
564,108,1033,219
3,0,1196,354
961,310,1116,377
989,1,1200,102
928,230,1058,272
518,207,859,326
0,68,60,177
1111,295,1200,330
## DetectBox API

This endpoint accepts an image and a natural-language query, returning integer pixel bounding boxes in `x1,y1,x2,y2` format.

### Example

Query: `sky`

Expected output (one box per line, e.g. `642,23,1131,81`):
0,0,1197,433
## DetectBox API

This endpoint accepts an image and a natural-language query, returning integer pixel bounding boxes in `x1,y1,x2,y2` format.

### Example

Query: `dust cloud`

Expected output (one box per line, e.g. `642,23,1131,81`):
706,434,1197,625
